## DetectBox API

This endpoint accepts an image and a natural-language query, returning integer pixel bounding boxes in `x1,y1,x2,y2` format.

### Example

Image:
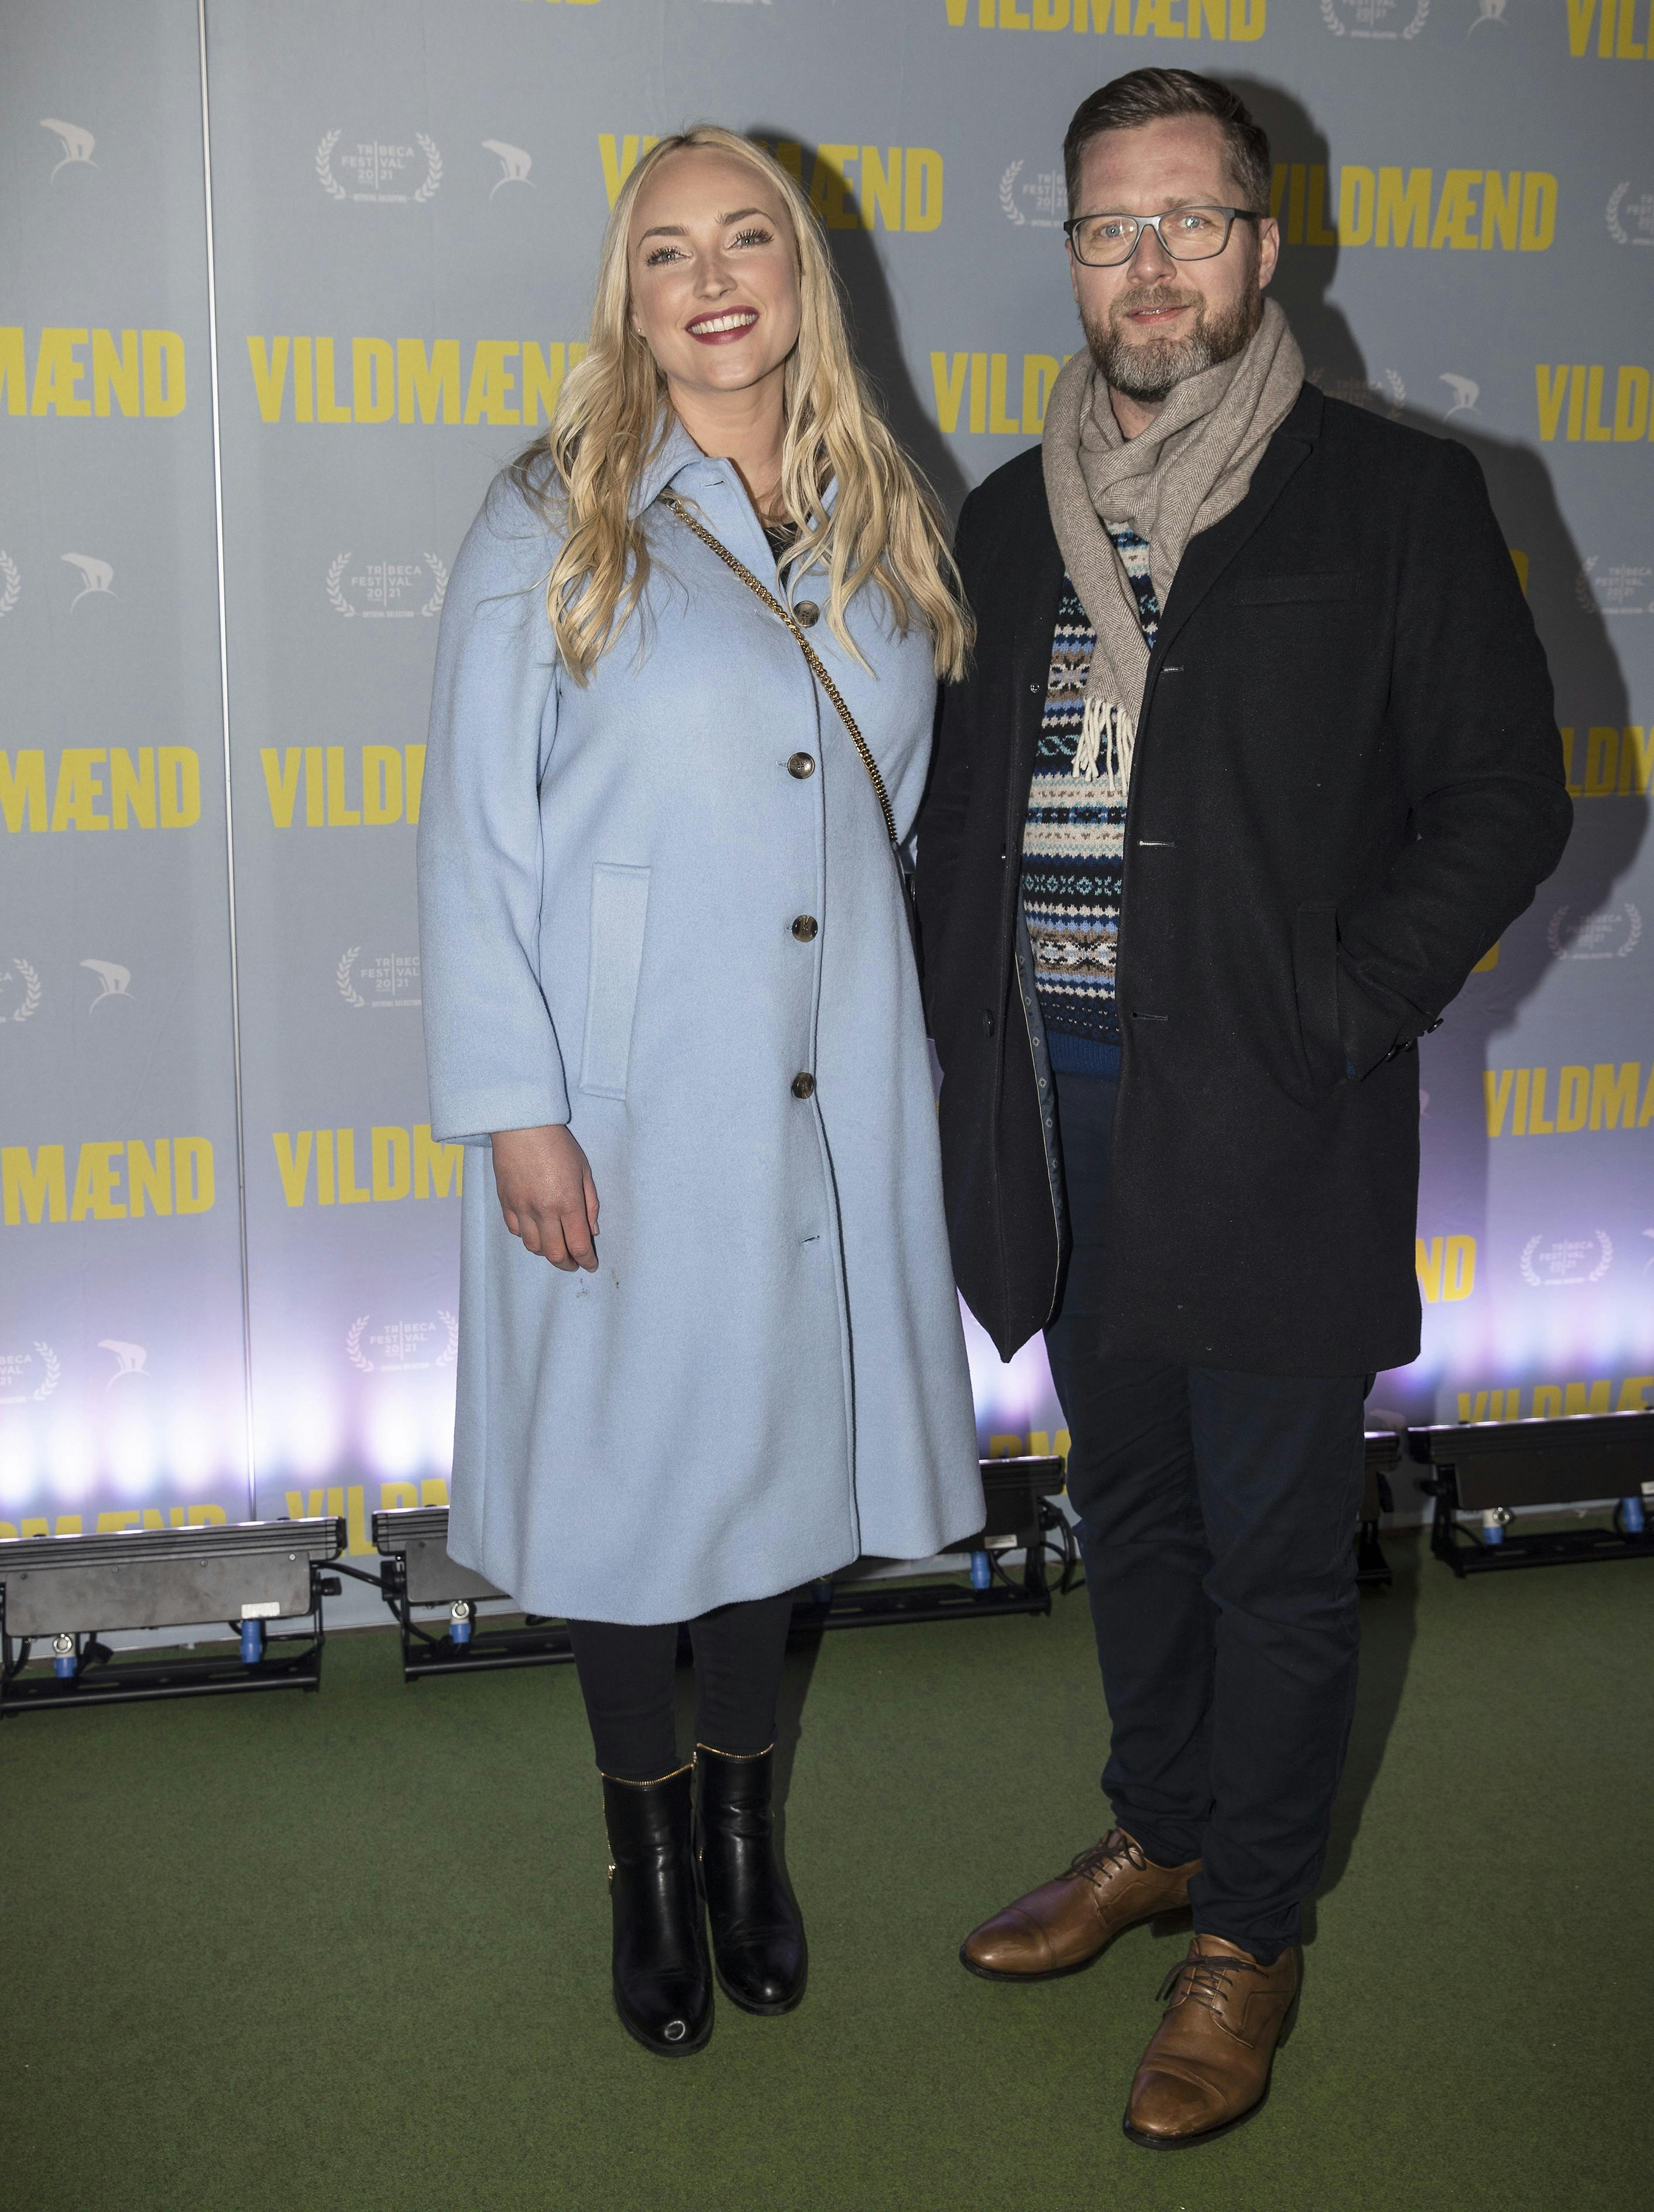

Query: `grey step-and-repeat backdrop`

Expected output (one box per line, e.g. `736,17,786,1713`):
4,0,1650,1571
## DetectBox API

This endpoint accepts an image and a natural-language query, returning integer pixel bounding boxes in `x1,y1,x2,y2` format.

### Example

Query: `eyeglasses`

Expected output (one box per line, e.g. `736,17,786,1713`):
1062,205,1261,268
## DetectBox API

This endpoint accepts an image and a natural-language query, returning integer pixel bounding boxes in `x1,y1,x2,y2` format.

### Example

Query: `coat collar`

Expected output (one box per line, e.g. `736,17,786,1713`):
630,414,717,519
629,410,846,521
629,411,842,588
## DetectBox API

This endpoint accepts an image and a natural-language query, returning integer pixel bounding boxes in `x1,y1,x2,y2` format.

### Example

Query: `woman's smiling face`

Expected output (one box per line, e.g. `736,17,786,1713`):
627,146,802,406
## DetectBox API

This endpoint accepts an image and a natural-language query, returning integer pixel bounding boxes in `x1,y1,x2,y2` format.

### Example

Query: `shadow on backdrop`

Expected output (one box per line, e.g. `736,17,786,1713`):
747,122,969,518
1236,81,1646,1921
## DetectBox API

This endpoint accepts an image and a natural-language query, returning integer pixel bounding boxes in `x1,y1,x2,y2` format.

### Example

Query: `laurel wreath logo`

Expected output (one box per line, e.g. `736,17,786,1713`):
1380,369,1406,415
415,134,442,202
32,1341,61,1400
9,957,42,1023
317,129,438,202
437,1310,459,1367
999,161,1026,226
1575,556,1599,614
346,1314,374,1372
336,947,366,1007
328,553,443,616
1547,902,1643,959
1607,183,1631,246
0,551,20,618
315,129,347,201
420,552,448,619
1319,0,1429,35
1520,1232,1612,1288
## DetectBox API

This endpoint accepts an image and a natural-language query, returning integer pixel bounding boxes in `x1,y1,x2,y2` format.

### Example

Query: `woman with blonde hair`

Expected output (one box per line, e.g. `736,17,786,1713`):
417,126,984,2056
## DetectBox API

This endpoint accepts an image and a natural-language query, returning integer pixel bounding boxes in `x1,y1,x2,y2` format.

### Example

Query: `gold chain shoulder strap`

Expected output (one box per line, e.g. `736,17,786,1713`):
660,493,900,854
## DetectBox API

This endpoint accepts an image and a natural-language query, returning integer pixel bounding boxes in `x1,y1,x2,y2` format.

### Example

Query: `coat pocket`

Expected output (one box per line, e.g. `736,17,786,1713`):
1292,899,1346,1097
579,864,651,1100
1234,573,1357,604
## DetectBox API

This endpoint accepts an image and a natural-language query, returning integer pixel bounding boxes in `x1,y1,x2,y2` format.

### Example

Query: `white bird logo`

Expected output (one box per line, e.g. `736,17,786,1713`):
482,140,533,198
1470,0,1507,26
40,119,97,177
99,1339,149,1386
81,959,133,1008
61,554,115,607
1439,375,1480,417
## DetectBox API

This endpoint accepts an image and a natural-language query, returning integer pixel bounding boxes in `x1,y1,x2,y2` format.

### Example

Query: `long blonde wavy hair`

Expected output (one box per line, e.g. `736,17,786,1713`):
511,126,972,683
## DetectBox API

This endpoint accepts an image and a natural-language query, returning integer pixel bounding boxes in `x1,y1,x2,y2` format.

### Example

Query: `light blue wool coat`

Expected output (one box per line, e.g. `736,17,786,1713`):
417,422,984,1624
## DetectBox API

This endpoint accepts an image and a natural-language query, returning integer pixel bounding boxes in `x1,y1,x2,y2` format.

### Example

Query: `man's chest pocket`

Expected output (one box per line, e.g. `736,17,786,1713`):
1233,574,1358,606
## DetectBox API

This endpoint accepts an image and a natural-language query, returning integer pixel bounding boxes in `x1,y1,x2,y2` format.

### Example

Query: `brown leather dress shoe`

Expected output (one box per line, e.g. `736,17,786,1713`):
1123,1933,1300,2149
959,1829,1199,1981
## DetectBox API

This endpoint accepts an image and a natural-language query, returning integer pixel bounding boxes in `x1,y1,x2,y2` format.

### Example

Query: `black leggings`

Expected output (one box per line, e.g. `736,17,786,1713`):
567,1592,796,1782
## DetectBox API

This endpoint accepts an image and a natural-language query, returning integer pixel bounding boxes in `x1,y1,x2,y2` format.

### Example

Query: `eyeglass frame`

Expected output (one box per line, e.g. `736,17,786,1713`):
1062,205,1263,268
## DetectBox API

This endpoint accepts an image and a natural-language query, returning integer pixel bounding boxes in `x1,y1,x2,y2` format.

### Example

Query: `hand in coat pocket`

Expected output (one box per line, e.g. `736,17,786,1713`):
1292,903,1405,1094
1291,901,1347,1097
491,1125,600,1271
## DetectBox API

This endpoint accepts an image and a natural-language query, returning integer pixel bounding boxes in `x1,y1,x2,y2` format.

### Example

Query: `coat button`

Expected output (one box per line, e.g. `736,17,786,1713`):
791,1072,815,1100
791,915,819,942
787,752,816,778
792,601,820,628
982,1009,996,1036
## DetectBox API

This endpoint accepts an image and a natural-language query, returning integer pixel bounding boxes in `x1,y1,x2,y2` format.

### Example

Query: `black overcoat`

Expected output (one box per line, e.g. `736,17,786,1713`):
915,387,1572,1375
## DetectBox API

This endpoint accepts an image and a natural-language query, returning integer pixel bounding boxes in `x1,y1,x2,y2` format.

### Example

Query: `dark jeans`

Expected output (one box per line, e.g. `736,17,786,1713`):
567,1593,795,1782
1044,1063,1368,1960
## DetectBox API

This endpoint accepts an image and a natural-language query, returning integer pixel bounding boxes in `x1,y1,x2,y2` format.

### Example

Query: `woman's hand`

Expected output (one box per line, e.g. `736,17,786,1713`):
490,1125,600,1271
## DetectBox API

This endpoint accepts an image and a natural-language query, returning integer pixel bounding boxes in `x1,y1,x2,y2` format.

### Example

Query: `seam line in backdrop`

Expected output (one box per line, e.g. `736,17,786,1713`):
196,0,258,1519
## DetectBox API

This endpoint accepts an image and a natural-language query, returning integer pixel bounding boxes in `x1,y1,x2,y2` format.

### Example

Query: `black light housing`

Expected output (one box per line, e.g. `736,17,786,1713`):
0,1516,345,1714
1411,1409,1654,1575
371,1505,574,1681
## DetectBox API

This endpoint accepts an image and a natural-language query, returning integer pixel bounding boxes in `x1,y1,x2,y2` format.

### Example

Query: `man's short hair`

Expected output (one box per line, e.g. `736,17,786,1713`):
1064,69,1272,218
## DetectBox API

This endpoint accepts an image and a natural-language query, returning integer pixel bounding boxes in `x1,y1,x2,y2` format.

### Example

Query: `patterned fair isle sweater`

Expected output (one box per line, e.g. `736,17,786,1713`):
1021,527,1161,1054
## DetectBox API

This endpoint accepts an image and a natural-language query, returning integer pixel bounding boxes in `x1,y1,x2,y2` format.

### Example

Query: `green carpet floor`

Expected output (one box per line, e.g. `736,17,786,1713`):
1,1534,1648,2212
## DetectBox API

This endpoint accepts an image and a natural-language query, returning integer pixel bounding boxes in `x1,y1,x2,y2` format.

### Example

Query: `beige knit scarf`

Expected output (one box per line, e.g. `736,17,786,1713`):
1041,297,1304,799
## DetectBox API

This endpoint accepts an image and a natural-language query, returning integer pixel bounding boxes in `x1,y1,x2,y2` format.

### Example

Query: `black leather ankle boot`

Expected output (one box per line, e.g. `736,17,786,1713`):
696,1746,807,2015
602,1766,712,2056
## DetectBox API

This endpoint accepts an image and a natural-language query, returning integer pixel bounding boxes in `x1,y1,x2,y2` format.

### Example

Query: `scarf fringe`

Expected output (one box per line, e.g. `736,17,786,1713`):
1075,696,1135,803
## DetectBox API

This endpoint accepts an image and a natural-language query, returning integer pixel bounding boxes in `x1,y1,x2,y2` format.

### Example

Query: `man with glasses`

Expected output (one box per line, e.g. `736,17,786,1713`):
917,70,1568,2148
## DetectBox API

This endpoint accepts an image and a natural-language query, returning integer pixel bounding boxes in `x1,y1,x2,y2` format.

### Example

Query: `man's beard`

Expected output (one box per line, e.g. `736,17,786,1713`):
1083,281,1261,403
